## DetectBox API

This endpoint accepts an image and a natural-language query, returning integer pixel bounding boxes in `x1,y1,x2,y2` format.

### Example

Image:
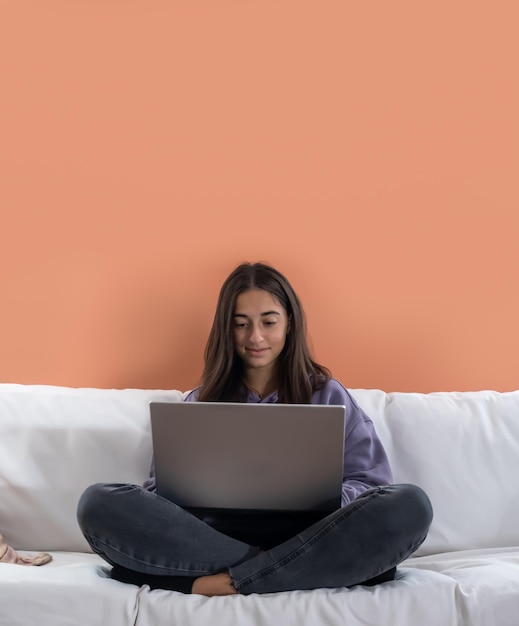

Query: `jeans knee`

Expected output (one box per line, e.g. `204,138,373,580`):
396,483,433,534
76,482,128,531
77,483,106,530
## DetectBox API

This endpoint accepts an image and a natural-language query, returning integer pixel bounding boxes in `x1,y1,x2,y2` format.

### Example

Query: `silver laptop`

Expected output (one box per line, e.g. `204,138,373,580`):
149,401,345,513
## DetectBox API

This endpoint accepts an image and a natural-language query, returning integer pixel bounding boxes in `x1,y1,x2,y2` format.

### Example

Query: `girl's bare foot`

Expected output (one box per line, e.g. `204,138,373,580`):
192,572,238,596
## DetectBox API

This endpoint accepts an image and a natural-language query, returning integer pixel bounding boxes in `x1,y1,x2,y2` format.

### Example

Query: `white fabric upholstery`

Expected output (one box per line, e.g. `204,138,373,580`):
0,552,140,626
350,389,519,556
1,383,518,625
0,384,184,551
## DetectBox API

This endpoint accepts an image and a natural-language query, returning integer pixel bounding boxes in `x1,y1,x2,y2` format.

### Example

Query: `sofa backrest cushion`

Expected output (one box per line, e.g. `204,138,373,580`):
1,384,519,556
0,384,184,552
350,389,519,556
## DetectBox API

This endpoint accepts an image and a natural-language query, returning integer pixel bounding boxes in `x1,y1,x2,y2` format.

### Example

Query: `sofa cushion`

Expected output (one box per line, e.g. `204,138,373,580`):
0,552,141,626
2,384,519,560
351,389,519,556
135,566,459,626
406,547,519,626
0,550,467,626
0,384,184,552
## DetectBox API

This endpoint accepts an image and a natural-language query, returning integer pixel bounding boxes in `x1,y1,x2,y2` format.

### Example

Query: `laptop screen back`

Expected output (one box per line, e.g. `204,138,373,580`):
150,401,345,513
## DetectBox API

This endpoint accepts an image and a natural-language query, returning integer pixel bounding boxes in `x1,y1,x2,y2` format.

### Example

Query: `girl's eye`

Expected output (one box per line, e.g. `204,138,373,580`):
264,321,276,326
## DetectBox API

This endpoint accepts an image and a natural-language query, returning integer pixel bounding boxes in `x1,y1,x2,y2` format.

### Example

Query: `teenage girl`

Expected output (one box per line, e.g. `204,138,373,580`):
77,262,432,595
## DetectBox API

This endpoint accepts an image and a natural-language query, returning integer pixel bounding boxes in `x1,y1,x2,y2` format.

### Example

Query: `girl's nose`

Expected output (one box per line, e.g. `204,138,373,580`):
249,324,263,343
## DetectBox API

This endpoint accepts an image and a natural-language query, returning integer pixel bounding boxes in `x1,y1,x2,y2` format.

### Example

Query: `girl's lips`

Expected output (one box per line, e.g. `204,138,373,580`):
246,348,269,356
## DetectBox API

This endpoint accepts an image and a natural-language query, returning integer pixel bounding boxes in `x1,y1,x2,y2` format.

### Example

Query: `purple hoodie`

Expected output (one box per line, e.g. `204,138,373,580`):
144,379,392,506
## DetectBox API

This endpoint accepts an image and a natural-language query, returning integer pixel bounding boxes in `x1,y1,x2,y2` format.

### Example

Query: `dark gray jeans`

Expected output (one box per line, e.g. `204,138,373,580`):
77,483,432,594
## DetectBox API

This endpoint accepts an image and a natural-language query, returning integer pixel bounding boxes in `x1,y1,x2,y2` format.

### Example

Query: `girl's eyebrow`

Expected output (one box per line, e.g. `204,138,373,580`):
233,311,281,318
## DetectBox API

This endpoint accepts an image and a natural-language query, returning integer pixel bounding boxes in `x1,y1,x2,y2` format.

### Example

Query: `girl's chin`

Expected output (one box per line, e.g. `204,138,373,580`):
244,359,271,368
243,357,280,372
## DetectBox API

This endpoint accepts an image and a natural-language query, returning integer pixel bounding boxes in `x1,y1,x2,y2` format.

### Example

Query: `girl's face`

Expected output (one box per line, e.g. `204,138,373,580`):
232,289,290,375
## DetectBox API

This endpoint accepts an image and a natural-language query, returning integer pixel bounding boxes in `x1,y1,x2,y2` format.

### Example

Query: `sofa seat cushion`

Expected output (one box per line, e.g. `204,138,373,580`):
406,547,519,626
135,567,459,626
4,550,511,626
0,552,140,626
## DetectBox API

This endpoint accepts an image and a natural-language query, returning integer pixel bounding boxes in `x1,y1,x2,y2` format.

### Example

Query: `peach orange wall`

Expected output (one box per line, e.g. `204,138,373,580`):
1,2,518,392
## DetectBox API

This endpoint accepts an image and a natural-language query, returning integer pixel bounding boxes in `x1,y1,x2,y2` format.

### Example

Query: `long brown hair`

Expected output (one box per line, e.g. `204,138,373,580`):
198,262,331,403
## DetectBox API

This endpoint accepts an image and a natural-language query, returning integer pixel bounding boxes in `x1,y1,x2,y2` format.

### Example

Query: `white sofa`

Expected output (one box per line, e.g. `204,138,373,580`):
1,383,519,626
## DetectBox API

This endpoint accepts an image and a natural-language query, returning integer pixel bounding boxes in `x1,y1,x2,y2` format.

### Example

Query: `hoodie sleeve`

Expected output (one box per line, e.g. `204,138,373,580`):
313,380,393,505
